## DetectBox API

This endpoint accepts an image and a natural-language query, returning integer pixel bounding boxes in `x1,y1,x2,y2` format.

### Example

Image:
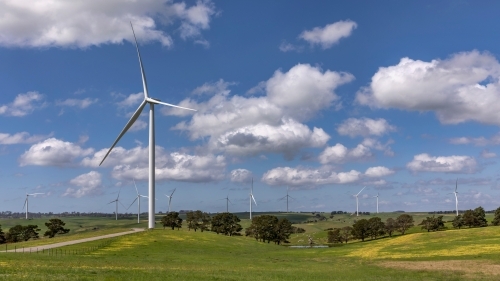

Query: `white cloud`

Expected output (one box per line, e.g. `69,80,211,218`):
337,118,395,138
0,0,216,48
0,132,49,145
262,166,362,187
318,143,371,164
356,50,500,126
481,149,496,158
449,134,500,146
63,171,102,198
170,64,353,157
56,98,98,109
361,138,395,157
365,166,394,177
0,92,44,117
278,41,302,52
406,153,477,173
117,93,144,108
130,119,148,132
191,79,235,96
230,169,253,183
19,138,94,167
299,20,357,49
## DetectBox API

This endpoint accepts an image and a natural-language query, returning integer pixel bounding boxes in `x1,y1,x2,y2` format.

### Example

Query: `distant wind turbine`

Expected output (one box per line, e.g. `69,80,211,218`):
127,179,148,223
279,186,295,213
99,23,196,229
249,178,257,219
450,179,459,216
165,188,176,213
108,189,125,220
222,195,232,213
374,193,379,214
350,187,365,217
23,193,44,219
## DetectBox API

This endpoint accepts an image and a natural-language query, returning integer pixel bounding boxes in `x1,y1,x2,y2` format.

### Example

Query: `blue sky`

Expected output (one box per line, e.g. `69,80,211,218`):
1,0,500,215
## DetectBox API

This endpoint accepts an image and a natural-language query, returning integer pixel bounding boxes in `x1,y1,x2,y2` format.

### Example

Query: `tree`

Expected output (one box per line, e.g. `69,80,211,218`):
420,215,445,232
44,218,70,238
452,215,464,229
385,218,397,237
246,215,278,242
340,226,353,243
199,211,211,232
491,207,500,226
6,225,40,242
186,211,199,231
161,212,183,230
273,218,293,245
0,224,5,244
211,212,242,236
396,214,414,235
367,217,385,240
327,228,342,244
473,206,488,227
351,219,369,241
462,207,487,228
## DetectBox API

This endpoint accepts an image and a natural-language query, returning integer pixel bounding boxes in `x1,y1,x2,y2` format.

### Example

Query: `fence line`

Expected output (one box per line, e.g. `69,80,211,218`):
3,239,115,256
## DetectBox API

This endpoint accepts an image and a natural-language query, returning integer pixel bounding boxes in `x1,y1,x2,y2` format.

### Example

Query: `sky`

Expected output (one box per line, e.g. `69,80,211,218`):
1,0,500,215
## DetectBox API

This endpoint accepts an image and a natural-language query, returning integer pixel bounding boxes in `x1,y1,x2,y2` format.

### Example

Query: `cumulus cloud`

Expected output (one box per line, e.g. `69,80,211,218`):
449,133,500,146
19,138,94,167
278,41,302,52
356,50,500,125
365,166,394,177
117,93,144,108
481,149,496,158
0,0,216,48
63,171,102,198
130,119,148,132
262,166,362,187
170,64,353,157
56,98,98,109
230,169,253,183
406,153,477,173
0,132,49,145
0,92,44,117
299,20,357,49
318,143,371,164
337,118,395,138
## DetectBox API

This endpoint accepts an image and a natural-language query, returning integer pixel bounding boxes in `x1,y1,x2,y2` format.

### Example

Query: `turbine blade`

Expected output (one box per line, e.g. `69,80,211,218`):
107,200,116,205
22,198,27,210
356,186,366,196
252,194,257,205
455,179,458,192
99,99,147,166
147,98,196,112
127,198,138,210
171,188,176,197
119,200,127,209
130,22,149,99
133,179,139,195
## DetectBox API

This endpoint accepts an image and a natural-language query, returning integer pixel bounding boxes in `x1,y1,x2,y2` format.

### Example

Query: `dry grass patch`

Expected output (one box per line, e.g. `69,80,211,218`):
379,260,500,278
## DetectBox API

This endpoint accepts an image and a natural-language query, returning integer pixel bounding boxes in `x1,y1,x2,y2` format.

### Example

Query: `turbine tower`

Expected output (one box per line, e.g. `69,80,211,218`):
451,179,459,216
279,186,294,213
374,193,379,214
127,179,148,223
351,187,365,217
99,23,196,229
108,189,123,220
23,193,44,219
249,178,257,219
165,188,176,213
223,195,232,213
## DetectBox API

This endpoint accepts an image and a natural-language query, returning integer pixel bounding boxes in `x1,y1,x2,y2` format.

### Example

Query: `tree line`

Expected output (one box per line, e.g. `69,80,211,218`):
0,218,70,244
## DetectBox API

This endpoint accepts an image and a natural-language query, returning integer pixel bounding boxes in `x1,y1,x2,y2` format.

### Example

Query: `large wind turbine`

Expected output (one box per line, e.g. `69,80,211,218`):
451,179,459,216
222,195,232,213
351,187,365,217
165,188,176,213
108,189,124,220
374,193,379,214
279,186,294,213
23,193,44,219
249,178,257,219
127,179,148,223
99,23,196,229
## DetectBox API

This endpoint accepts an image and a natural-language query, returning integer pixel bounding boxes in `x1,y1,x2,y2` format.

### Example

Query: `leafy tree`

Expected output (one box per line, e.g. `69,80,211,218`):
246,215,278,242
44,218,70,238
199,211,211,232
351,219,369,241
0,224,5,244
291,226,306,233
473,206,488,227
463,207,487,228
385,218,397,237
273,218,293,245
367,217,385,240
420,215,445,232
211,212,242,236
327,228,342,243
6,225,40,242
186,211,199,231
396,214,414,235
491,207,500,226
161,212,183,230
340,226,353,243
452,215,464,229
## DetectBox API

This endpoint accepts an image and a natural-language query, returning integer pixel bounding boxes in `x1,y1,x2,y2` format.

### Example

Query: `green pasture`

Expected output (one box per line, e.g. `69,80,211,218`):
1,221,500,280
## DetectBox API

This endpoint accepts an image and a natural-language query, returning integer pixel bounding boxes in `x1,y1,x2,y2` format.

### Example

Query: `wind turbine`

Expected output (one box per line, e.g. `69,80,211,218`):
249,178,257,219
279,186,294,213
108,189,124,220
450,179,459,216
23,193,44,219
165,188,176,213
374,193,379,214
350,187,365,217
222,195,232,213
127,179,148,223
99,23,196,229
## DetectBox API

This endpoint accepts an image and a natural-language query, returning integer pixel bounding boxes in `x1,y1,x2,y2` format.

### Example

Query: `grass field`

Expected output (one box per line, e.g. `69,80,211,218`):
1,212,499,280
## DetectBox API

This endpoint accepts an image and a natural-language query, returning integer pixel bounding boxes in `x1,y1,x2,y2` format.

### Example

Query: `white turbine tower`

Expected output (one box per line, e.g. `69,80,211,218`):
99,23,196,229
165,188,176,213
127,179,148,223
374,193,379,214
108,189,124,220
249,178,257,219
350,187,365,217
23,193,44,219
279,186,294,213
451,179,459,216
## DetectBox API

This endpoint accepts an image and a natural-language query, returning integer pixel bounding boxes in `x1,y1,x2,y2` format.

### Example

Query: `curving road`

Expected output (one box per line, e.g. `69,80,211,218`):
2,228,145,253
